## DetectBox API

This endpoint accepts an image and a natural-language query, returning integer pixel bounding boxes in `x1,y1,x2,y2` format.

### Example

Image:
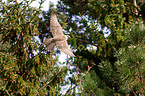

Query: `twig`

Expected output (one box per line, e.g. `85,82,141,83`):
90,90,96,96
78,39,97,46
135,51,144,94
87,62,96,72
121,65,137,96
5,89,10,96
133,0,138,16
39,67,63,91
66,84,76,95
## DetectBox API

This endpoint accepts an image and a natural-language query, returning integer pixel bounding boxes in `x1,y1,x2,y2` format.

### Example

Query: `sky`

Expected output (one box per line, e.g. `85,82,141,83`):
2,0,71,63
2,0,58,11
2,0,110,63
30,0,68,63
1,0,110,94
30,0,58,11
1,1,74,94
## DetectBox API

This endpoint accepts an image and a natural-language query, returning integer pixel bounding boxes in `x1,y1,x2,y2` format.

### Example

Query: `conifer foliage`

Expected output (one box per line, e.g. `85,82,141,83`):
0,0,67,95
0,0,145,95
56,0,145,95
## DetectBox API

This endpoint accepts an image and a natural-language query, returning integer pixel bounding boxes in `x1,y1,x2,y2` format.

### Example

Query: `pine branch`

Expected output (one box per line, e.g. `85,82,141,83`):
39,67,63,91
135,51,144,94
121,64,137,96
90,90,96,96
133,0,138,16
66,84,76,95
78,39,97,47
87,62,96,72
5,89,10,96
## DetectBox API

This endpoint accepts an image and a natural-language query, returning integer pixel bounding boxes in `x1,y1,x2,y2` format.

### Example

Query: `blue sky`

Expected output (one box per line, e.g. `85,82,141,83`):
30,0,58,11
2,0,70,63
1,0,111,94
2,0,58,11
2,0,110,63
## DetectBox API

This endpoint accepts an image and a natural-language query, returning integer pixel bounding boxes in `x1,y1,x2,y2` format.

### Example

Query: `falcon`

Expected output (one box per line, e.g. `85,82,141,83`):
44,9,75,57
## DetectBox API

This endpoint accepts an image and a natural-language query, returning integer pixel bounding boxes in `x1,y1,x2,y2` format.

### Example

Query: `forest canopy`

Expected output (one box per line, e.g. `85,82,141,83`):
0,0,145,95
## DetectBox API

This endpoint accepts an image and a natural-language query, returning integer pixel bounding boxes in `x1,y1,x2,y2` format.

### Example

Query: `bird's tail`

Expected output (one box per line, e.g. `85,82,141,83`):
44,38,55,51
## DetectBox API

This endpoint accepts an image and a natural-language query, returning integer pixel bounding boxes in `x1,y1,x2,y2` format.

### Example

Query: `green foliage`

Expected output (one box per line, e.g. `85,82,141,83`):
115,45,145,95
81,71,114,96
0,1,67,95
1,0,145,95
114,20,145,95
125,19,145,45
57,0,145,95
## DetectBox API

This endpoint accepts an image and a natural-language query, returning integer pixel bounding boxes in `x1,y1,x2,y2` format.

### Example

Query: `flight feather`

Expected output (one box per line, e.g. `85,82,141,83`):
44,9,75,57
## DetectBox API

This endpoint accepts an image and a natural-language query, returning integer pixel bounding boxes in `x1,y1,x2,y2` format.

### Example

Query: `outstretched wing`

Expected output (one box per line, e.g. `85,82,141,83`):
50,13,64,37
49,10,75,57
56,40,75,57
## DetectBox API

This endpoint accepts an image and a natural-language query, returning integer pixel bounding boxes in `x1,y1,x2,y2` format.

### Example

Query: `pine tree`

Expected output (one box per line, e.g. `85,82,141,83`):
1,0,145,95
54,0,145,95
115,20,145,95
0,1,68,95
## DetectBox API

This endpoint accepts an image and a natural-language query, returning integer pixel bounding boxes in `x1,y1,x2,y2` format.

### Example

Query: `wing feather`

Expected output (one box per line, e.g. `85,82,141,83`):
44,38,55,51
50,13,64,36
49,12,75,57
56,40,75,57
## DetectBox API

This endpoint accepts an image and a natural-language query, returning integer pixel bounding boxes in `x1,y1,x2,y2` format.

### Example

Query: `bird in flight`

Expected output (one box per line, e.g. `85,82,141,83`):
44,8,75,57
